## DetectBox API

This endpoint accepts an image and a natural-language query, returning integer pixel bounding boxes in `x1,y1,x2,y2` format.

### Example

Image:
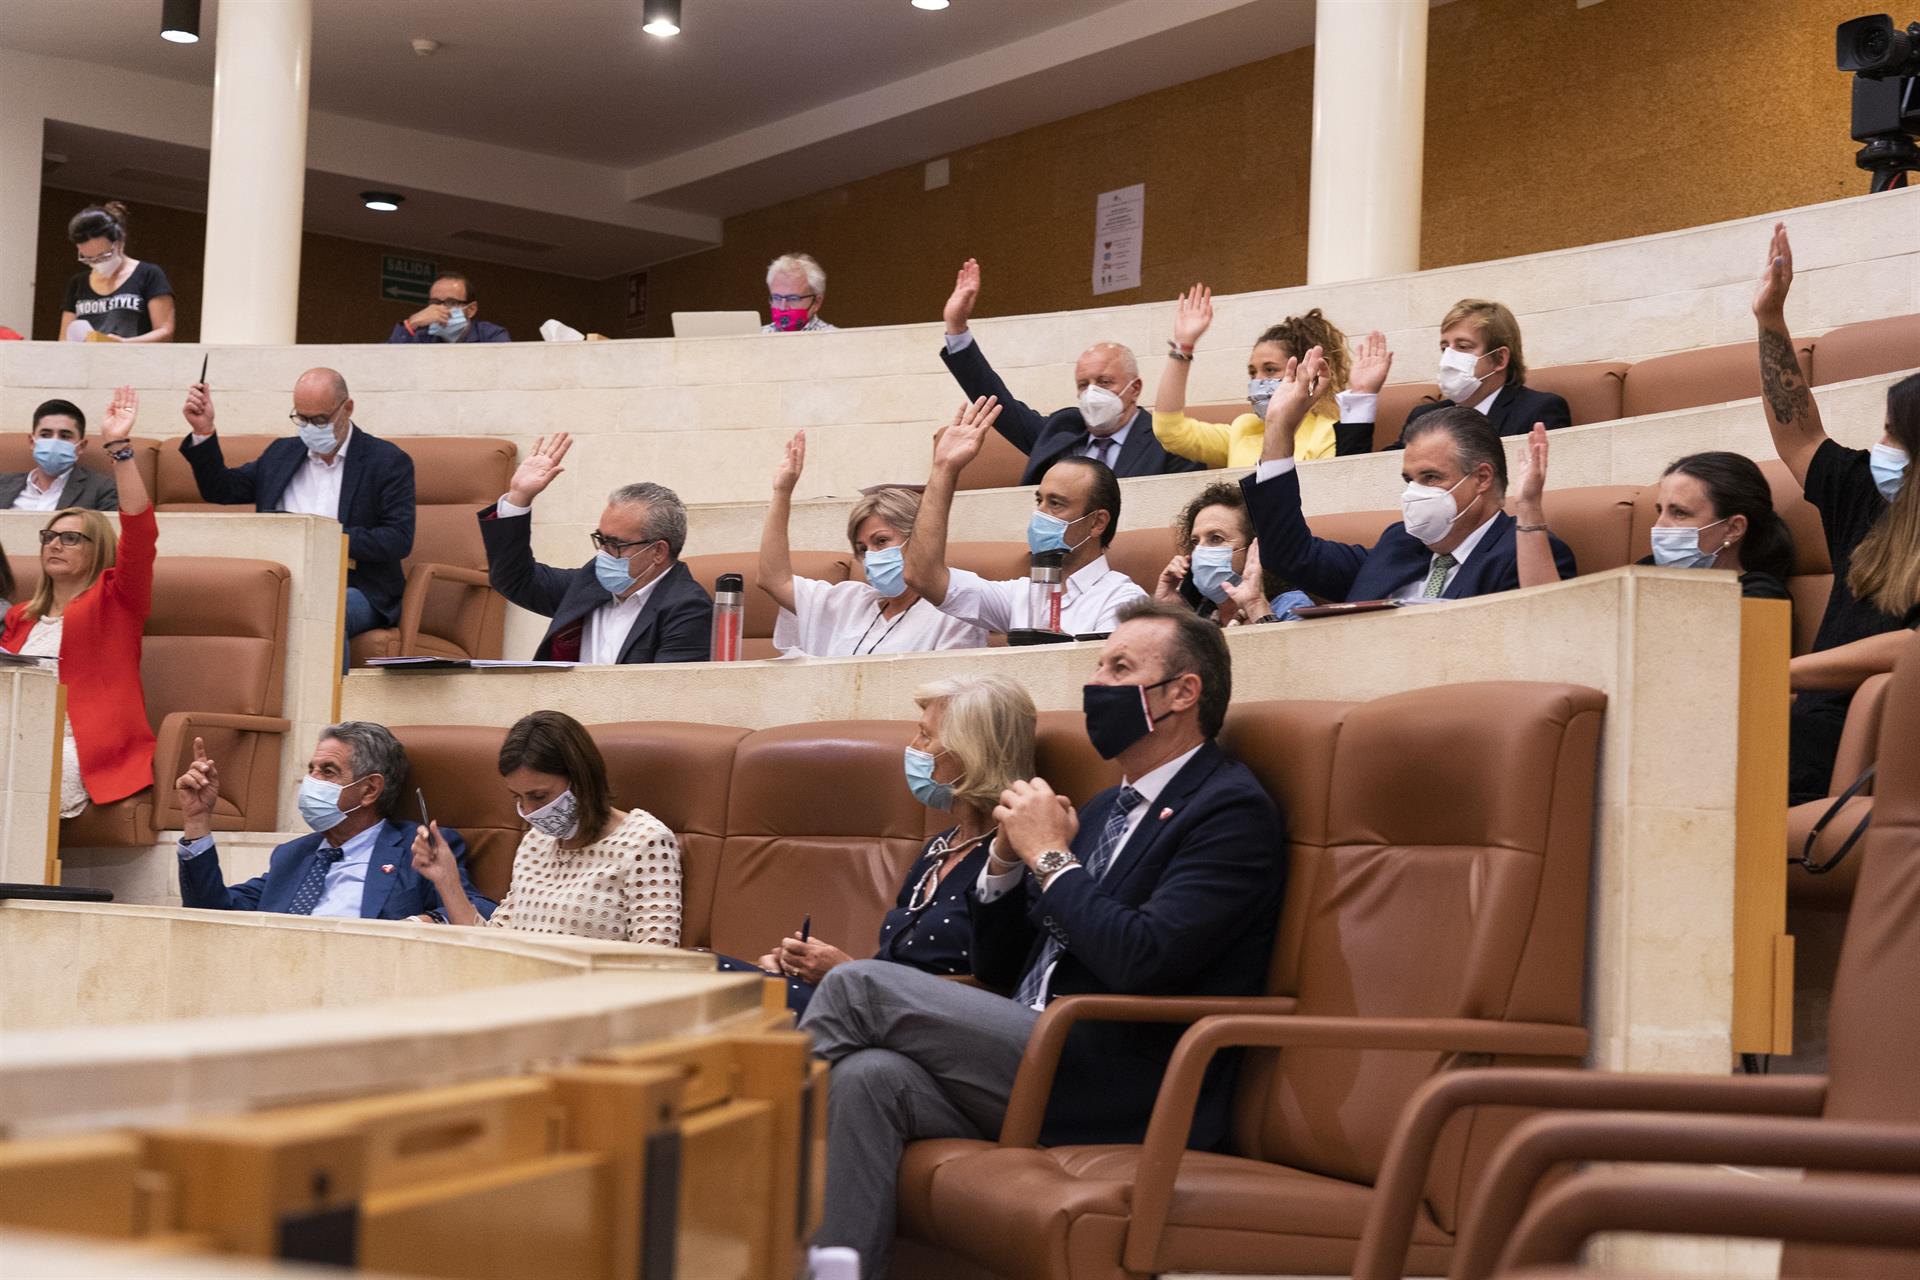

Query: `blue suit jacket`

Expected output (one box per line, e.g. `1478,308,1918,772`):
1242,467,1576,603
385,319,512,344
179,426,416,624
178,821,495,921
939,338,1204,486
970,740,1288,1149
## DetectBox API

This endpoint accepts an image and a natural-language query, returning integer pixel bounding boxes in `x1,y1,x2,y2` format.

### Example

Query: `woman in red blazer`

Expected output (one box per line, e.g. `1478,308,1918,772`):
1,385,155,814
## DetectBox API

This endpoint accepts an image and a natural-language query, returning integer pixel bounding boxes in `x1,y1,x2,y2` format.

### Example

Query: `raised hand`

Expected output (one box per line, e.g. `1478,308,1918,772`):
1753,222,1793,319
931,395,1001,475
175,736,219,838
1222,539,1269,620
772,429,806,495
1171,283,1213,348
1348,330,1394,396
1155,553,1191,602
1269,346,1329,427
1515,423,1550,523
182,381,215,436
507,432,572,507
944,259,981,334
409,820,460,887
100,385,138,446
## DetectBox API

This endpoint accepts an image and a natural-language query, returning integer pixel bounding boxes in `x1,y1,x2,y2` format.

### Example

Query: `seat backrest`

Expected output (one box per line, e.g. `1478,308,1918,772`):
682,550,855,659
393,724,518,898
956,430,1031,491
0,436,161,501
1104,527,1179,597
1523,484,1641,575
1761,458,1831,657
1188,400,1249,425
1526,361,1628,426
155,435,277,510
1303,507,1400,568
1808,313,1920,386
1232,682,1605,1230
945,541,1032,586
1378,383,1442,450
1620,339,1813,419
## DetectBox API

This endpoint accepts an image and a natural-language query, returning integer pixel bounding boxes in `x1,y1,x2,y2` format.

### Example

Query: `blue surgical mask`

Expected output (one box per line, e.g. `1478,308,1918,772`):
1190,544,1241,603
32,438,78,477
1649,518,1729,570
297,420,341,455
430,307,470,342
1870,443,1909,503
1027,509,1091,556
297,774,364,833
594,550,638,596
903,746,954,810
1247,378,1280,419
863,544,908,598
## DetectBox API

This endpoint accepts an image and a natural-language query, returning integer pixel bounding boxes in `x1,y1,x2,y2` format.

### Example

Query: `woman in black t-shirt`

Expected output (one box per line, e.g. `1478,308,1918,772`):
58,202,174,343
1753,223,1920,802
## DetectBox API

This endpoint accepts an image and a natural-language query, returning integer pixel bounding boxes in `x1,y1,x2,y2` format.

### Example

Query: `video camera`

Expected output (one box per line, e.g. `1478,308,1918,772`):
1837,14,1920,190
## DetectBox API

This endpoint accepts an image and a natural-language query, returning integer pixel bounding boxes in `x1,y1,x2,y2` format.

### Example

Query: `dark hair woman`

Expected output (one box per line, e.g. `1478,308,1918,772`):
58,202,174,343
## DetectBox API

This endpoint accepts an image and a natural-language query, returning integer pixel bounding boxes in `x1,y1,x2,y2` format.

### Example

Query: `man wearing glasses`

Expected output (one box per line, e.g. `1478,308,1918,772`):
180,368,414,669
763,253,838,333
386,272,510,344
478,432,712,664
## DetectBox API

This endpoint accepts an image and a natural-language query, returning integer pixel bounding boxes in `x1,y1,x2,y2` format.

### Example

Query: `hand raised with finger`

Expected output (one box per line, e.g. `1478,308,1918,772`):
944,259,982,334
1753,222,1794,319
1348,331,1394,396
102,386,139,445
931,396,1000,474
1171,283,1213,348
772,429,807,495
507,432,572,506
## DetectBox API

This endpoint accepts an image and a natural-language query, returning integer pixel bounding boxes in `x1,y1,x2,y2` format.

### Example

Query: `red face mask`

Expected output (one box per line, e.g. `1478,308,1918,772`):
769,304,812,331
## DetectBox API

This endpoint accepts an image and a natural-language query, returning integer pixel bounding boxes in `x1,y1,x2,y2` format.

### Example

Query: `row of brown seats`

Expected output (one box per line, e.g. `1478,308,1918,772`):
960,310,1920,486
397,678,1604,1277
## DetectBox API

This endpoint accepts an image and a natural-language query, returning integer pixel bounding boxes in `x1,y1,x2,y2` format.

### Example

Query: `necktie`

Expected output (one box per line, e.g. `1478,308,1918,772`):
287,846,345,916
1012,785,1144,1008
1421,552,1458,600
1089,437,1114,467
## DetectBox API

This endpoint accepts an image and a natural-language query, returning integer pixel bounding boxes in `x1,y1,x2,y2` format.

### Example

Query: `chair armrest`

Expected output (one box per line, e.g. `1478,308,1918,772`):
1352,1067,1828,1280
150,711,294,830
997,995,1299,1147
1122,1015,1589,1274
1501,1168,1920,1273
395,562,495,655
1457,1114,1920,1280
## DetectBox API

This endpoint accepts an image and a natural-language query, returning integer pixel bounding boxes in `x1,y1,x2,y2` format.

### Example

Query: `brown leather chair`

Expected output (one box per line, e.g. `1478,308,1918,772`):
945,541,1033,587
1351,628,1920,1280
1620,338,1814,419
1104,528,1179,597
1525,361,1629,427
391,723,517,898
1757,458,1832,656
682,550,855,659
898,681,1604,1280
0,435,161,502
956,430,1033,491
1377,383,1442,450
154,434,273,510
1809,312,1920,385
1525,484,1641,576
1,554,294,847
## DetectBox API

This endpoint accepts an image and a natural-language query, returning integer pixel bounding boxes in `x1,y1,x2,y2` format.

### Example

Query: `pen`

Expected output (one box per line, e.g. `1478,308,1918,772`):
198,353,208,384
799,914,811,945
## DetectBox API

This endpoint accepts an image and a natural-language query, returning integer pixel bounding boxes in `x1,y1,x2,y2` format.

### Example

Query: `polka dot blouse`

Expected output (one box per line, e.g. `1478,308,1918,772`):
486,809,683,945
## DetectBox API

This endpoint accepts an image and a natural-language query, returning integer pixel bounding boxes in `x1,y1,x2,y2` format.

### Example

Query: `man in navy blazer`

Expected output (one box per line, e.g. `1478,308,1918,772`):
179,368,415,658
1247,348,1575,605
938,259,1203,485
800,601,1287,1274
175,724,493,923
476,432,711,663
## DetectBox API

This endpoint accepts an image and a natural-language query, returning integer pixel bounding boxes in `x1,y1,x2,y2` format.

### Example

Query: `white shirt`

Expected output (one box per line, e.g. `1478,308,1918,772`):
178,819,385,919
1334,383,1503,423
773,577,986,657
975,740,1206,1008
1385,507,1501,601
12,469,70,512
276,425,354,519
937,555,1146,636
582,570,668,665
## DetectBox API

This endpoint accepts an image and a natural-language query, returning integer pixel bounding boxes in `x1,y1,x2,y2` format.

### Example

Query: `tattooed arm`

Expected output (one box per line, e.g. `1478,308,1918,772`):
1751,222,1825,488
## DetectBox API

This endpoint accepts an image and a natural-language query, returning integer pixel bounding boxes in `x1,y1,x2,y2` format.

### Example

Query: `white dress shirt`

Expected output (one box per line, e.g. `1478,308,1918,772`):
179,819,386,918
772,578,986,656
277,426,353,518
937,555,1147,636
12,469,70,512
580,569,668,665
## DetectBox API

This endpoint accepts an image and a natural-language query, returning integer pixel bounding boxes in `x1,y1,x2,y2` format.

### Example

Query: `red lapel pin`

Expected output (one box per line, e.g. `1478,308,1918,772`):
1158,807,1173,821
381,864,396,874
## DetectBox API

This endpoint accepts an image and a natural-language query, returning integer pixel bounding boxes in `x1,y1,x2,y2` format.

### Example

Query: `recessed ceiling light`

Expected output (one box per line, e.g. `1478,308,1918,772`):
642,0,681,35
160,0,201,42
911,0,950,9
361,191,404,213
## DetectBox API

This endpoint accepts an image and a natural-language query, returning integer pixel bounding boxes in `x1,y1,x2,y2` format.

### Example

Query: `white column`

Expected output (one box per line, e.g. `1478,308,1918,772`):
0,51,47,335
200,0,312,343
1306,0,1428,285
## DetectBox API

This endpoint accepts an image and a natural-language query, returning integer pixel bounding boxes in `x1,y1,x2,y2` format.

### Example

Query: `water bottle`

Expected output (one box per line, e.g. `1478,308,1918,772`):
1027,551,1066,634
710,572,746,661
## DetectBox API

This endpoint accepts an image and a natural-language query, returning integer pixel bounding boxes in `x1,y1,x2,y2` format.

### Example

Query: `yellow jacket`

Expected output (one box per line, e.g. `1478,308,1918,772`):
1151,406,1339,467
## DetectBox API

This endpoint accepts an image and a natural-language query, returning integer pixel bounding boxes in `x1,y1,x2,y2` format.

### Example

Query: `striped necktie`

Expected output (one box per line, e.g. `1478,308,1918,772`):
1012,785,1144,1008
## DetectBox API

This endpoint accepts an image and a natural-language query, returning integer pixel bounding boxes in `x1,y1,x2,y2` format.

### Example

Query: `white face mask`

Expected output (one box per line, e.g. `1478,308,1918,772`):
1869,443,1910,503
1649,518,1731,570
86,251,121,277
1400,474,1473,545
1078,384,1126,430
517,789,580,841
1436,347,1496,404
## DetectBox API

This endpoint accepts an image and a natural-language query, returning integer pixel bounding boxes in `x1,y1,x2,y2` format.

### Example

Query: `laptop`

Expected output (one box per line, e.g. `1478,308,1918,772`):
671,311,763,338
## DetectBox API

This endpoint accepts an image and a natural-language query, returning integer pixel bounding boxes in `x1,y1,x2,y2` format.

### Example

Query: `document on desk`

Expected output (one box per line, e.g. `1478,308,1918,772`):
365,657,577,671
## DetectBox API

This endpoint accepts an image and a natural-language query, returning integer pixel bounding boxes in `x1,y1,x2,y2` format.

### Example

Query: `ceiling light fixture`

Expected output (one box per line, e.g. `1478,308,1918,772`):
642,0,681,36
160,0,201,43
360,191,405,213
911,0,950,9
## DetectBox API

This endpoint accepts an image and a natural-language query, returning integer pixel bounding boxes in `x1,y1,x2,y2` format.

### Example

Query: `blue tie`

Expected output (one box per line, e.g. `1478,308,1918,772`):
287,847,345,916
1012,786,1144,1008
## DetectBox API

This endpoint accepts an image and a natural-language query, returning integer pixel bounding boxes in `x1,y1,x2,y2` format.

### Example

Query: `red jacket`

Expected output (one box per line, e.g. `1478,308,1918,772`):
2,506,157,805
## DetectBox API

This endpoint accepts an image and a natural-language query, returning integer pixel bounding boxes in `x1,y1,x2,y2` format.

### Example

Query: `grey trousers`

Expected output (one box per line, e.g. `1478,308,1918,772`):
798,960,1039,1278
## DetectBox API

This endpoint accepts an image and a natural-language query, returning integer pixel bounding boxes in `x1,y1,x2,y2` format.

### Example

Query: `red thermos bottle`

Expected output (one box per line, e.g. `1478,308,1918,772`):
710,573,745,661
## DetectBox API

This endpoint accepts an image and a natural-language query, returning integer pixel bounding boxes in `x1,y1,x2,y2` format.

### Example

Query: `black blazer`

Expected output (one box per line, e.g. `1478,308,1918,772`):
1401,382,1573,443
939,338,1204,485
970,740,1287,1149
179,426,415,623
178,821,494,921
476,504,712,663
1242,466,1576,603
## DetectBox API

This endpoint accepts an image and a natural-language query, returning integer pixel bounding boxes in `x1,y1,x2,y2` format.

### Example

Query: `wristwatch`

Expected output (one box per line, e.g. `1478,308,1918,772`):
1034,849,1080,878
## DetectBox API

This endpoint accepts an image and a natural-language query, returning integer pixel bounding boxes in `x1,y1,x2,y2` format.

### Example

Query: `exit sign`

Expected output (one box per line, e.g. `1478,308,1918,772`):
379,253,437,304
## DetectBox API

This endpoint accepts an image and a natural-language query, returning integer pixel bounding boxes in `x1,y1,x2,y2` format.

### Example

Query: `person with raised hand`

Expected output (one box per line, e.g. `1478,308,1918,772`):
759,429,985,656
1751,221,1920,802
938,258,1201,484
904,395,1148,637
478,432,712,664
2,386,155,818
1154,481,1312,626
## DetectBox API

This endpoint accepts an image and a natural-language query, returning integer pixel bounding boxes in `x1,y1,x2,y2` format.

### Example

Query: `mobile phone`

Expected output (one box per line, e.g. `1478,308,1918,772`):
416,787,432,831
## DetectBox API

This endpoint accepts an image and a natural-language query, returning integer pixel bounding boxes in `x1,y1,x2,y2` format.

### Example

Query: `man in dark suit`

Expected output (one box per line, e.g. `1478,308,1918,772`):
1,399,119,512
938,258,1204,485
477,431,712,663
800,600,1287,1275
1248,346,1575,604
175,723,493,922
179,368,415,664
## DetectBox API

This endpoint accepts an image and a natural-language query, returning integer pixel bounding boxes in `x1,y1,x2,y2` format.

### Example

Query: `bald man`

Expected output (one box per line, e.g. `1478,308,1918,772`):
939,258,1203,485
181,367,416,665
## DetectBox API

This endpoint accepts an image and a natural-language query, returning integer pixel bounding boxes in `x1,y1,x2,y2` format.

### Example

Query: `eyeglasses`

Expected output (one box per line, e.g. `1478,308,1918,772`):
768,292,817,306
288,398,347,429
906,860,943,913
76,249,118,266
428,297,472,307
39,529,94,548
589,532,659,556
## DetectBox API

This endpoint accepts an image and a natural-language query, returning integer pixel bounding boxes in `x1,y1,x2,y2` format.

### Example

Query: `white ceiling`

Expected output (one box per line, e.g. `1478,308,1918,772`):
5,0,1325,276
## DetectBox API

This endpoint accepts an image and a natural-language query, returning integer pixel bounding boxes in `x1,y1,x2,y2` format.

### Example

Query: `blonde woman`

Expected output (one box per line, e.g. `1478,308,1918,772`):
1,386,154,818
761,428,985,655
724,672,1037,1014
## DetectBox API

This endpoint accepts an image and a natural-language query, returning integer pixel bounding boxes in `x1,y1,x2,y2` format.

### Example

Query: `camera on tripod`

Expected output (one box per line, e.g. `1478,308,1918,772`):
1836,13,1920,191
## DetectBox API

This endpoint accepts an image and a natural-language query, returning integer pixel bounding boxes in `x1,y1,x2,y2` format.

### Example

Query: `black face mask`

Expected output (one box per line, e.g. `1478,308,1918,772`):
1082,676,1178,760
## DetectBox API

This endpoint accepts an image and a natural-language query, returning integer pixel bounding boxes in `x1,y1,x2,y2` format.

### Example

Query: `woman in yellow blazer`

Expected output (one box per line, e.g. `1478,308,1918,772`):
1152,284,1384,464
